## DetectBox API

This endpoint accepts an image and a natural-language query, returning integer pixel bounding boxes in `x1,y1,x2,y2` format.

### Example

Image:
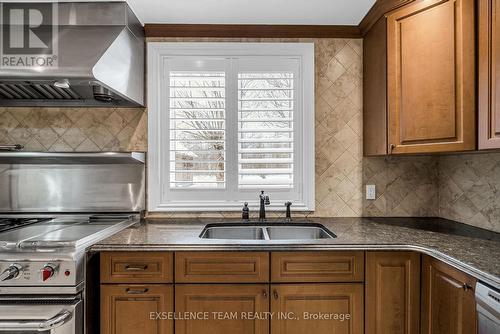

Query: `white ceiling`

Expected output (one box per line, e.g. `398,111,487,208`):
12,0,376,25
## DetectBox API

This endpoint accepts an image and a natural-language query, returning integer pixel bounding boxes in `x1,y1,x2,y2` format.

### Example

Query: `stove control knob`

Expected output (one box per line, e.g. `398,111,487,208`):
0,264,22,281
42,264,57,281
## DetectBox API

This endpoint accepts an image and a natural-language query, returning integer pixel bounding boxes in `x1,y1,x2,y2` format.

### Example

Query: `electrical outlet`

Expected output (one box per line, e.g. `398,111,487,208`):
366,185,376,200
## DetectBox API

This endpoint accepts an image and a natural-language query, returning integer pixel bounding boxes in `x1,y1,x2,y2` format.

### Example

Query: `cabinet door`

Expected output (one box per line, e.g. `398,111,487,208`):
271,284,363,334
421,256,477,334
387,0,475,154
365,252,420,334
175,284,269,334
479,0,500,149
101,284,173,334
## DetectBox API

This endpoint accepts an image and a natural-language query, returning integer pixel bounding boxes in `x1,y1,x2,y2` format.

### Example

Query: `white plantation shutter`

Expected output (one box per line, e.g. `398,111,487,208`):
148,43,314,211
169,71,226,189
238,72,295,189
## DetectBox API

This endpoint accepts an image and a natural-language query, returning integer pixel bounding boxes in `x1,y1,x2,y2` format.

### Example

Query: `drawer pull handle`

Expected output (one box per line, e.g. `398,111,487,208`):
125,264,148,271
273,290,279,300
126,288,149,294
463,283,473,291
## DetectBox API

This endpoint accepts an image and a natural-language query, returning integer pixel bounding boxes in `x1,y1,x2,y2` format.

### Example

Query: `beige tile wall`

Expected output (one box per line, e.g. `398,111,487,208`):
0,38,440,221
439,153,500,233
0,107,147,151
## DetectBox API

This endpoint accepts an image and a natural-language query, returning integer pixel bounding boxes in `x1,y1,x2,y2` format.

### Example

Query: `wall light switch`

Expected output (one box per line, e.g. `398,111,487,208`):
366,185,376,200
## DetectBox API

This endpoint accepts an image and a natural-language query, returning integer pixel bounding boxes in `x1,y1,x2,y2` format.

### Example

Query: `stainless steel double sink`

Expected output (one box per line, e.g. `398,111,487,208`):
199,222,336,241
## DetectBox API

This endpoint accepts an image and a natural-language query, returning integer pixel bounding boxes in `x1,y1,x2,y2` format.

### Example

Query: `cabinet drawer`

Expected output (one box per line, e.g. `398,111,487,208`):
175,252,269,283
100,252,173,283
271,251,364,282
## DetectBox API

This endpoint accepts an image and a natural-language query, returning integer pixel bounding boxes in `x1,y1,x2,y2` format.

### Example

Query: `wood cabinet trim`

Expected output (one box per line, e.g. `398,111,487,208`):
271,251,364,282
175,252,270,283
100,252,173,284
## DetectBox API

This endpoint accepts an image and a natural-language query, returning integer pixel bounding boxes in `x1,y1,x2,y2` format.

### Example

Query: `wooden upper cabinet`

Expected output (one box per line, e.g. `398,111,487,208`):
365,252,421,334
175,284,270,334
421,256,477,334
364,0,475,155
271,283,364,334
101,284,174,334
479,0,500,149
387,0,475,154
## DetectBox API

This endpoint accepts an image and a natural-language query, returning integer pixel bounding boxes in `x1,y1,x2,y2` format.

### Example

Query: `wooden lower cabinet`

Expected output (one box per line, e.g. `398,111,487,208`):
175,284,270,334
365,252,421,334
421,256,477,334
271,284,364,334
100,284,173,334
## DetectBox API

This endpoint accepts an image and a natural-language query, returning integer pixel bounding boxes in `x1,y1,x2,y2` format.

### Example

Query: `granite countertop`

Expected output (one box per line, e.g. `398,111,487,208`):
92,217,500,288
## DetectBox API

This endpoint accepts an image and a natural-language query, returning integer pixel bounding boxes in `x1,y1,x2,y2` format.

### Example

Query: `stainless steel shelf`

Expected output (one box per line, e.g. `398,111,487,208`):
0,152,145,164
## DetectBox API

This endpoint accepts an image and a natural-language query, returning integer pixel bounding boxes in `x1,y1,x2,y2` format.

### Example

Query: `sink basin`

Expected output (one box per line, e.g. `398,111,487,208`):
200,226,265,240
199,223,336,241
266,225,334,240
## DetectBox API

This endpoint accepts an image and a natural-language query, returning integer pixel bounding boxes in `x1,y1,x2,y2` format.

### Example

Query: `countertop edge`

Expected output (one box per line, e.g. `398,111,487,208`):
90,243,500,289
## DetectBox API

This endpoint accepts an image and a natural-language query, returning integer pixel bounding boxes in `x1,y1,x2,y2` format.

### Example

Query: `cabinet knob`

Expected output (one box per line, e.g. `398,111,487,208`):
389,144,396,153
463,283,473,291
273,289,279,300
263,290,268,298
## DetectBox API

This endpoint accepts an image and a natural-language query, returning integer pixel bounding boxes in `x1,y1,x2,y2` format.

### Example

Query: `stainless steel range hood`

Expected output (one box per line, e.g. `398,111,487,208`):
0,2,144,107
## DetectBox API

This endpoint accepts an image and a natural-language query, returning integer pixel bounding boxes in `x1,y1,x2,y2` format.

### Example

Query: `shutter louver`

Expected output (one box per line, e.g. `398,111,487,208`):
169,71,226,188
238,72,294,189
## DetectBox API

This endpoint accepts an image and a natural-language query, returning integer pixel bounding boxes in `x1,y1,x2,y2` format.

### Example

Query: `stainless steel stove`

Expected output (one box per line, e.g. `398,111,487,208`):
0,152,145,334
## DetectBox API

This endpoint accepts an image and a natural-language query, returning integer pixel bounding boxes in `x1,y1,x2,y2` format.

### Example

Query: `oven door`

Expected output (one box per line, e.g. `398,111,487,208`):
0,297,82,334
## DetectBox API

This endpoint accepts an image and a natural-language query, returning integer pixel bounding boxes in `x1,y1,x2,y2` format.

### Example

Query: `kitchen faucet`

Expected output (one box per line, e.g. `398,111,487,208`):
259,191,270,222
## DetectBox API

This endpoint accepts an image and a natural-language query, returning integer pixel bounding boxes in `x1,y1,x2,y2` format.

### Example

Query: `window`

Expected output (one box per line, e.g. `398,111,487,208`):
148,43,314,211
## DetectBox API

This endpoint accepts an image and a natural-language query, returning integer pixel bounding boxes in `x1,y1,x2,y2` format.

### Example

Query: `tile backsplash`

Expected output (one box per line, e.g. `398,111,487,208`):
0,107,147,151
0,37,499,233
439,153,500,233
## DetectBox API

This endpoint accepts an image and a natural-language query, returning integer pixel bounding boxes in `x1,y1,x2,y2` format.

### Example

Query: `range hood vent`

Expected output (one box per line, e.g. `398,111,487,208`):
0,82,80,100
0,2,144,107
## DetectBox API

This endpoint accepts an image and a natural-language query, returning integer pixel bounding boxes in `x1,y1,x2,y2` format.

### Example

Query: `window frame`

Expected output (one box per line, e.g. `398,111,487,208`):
147,42,315,212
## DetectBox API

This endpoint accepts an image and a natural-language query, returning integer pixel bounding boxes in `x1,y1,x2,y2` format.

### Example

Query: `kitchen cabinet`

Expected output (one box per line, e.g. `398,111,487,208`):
420,256,477,334
479,0,500,149
175,284,270,334
271,283,363,334
363,0,475,155
101,284,174,334
365,252,421,334
100,252,174,334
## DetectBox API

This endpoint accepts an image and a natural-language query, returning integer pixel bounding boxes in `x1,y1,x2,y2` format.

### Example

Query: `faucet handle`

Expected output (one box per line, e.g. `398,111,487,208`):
260,190,270,205
285,202,292,221
242,202,250,221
